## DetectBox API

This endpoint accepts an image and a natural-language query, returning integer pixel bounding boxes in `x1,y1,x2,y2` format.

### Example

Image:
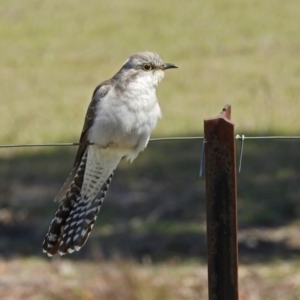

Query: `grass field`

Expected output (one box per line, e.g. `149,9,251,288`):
1,258,300,300
1,0,300,144
1,0,300,299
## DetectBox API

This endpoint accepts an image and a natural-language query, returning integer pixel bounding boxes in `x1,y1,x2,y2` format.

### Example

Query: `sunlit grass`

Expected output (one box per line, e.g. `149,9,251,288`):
1,0,300,145
1,2,300,299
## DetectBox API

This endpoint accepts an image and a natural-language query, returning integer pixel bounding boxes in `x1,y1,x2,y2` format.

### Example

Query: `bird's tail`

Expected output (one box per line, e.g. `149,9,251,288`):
42,162,115,256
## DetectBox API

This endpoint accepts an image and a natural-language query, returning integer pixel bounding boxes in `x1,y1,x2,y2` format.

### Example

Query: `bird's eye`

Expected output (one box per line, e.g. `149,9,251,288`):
142,63,153,71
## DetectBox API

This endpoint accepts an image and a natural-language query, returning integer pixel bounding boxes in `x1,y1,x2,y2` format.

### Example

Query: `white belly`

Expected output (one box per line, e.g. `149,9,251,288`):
88,86,162,162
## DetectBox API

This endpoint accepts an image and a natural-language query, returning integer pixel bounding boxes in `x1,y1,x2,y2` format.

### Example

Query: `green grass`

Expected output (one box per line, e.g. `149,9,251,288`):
1,2,300,298
1,0,300,145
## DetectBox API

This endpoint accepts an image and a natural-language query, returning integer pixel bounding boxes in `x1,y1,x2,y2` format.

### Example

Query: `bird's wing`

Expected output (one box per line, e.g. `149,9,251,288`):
43,80,124,256
54,81,113,202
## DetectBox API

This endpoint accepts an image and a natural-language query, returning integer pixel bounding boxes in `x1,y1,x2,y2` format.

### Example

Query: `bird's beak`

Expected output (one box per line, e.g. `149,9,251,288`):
162,63,178,70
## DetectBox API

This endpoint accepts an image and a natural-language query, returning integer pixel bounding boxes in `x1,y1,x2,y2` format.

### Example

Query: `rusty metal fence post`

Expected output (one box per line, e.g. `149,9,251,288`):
204,105,239,300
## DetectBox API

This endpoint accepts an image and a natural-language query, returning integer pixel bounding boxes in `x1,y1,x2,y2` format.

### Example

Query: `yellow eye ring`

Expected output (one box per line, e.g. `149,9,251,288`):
142,63,153,71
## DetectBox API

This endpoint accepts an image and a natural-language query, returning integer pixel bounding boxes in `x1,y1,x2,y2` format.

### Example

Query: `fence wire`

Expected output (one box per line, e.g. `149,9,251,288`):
0,137,204,149
1,135,300,173
1,135,300,149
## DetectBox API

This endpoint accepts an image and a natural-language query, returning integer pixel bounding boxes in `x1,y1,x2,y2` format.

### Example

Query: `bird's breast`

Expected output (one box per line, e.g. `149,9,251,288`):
88,87,161,160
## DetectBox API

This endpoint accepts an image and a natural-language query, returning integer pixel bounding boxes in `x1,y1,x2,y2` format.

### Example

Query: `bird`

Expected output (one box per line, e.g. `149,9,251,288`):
42,51,177,256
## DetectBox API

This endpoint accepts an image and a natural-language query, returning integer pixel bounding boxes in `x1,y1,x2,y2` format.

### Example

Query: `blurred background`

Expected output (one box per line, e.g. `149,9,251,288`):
1,0,300,299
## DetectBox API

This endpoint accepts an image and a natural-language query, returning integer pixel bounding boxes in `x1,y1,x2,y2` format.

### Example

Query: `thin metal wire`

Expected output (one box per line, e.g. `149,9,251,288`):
234,135,300,173
0,137,204,149
199,139,206,177
0,135,299,149
235,135,300,140
150,136,203,142
0,143,90,148
237,135,245,173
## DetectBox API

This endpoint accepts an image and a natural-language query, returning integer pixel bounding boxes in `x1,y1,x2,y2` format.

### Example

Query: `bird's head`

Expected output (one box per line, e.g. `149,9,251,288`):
116,51,177,89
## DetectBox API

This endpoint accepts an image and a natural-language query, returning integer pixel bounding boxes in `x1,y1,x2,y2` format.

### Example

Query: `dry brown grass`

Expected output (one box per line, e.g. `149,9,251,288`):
0,258,300,300
0,259,203,300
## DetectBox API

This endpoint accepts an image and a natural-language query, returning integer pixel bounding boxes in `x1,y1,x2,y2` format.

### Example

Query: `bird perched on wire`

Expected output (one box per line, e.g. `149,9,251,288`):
42,51,177,256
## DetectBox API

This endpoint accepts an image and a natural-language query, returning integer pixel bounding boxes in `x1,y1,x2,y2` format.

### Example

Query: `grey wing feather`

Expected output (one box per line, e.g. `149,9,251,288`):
43,80,116,256
54,81,113,202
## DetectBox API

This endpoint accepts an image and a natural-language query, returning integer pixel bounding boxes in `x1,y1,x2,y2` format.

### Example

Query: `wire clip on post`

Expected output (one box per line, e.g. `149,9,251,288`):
204,104,239,300
236,134,245,173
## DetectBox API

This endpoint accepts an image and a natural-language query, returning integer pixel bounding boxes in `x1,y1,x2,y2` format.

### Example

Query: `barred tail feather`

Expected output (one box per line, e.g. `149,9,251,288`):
42,171,114,256
42,199,73,256
43,146,122,256
42,152,88,256
58,172,114,255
